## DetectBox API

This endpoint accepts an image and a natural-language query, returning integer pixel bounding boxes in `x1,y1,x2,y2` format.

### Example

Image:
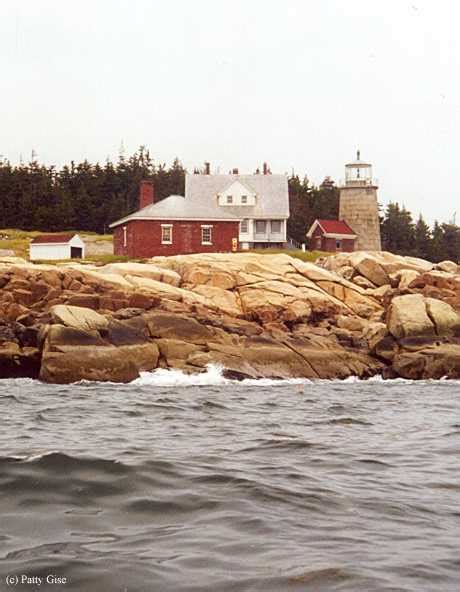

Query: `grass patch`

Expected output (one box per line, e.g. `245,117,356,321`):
250,248,331,263
85,254,146,264
34,255,148,266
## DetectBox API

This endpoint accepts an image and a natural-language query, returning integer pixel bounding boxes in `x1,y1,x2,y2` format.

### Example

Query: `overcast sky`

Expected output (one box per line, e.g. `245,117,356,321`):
2,0,459,224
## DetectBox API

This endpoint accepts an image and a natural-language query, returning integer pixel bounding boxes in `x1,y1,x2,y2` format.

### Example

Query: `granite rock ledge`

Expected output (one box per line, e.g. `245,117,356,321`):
0,251,459,383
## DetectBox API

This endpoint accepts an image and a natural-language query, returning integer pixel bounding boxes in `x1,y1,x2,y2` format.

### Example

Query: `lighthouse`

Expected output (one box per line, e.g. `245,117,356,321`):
339,151,382,251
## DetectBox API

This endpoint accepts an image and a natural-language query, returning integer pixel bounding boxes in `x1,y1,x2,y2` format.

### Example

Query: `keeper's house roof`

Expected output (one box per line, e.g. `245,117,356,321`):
185,174,289,219
31,233,77,244
110,194,240,228
307,219,357,239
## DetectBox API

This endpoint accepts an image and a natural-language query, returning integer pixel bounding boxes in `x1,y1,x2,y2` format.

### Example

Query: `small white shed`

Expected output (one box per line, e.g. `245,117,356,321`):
29,233,86,261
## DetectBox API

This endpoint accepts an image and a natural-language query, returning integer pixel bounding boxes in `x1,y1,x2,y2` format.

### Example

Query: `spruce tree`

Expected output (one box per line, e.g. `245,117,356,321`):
414,214,431,260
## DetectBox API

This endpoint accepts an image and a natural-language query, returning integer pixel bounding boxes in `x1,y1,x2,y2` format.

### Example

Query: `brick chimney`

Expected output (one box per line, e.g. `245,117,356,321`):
263,162,268,175
232,167,239,175
139,180,154,209
204,161,210,175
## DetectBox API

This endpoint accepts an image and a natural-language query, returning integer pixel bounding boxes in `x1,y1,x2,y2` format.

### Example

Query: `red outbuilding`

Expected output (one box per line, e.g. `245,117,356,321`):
306,219,357,253
110,181,240,258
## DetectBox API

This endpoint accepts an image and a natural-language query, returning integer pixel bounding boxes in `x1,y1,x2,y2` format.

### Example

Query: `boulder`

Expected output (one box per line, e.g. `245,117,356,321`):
156,338,204,366
50,305,109,332
436,260,458,274
362,322,388,350
425,298,460,336
353,275,376,289
397,269,420,289
146,312,215,345
392,344,460,379
192,285,242,315
40,341,159,383
44,324,106,350
0,343,41,378
355,257,390,287
336,315,369,332
387,294,435,339
101,262,181,286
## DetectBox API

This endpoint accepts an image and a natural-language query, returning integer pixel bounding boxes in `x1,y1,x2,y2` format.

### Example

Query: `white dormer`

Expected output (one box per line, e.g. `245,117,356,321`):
217,180,256,206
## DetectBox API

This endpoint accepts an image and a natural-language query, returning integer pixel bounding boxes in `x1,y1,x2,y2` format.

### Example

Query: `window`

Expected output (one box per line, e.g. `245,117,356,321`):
241,195,248,204
255,220,266,234
161,225,172,244
201,225,212,244
240,219,248,234
270,220,282,233
226,195,233,204
336,239,342,251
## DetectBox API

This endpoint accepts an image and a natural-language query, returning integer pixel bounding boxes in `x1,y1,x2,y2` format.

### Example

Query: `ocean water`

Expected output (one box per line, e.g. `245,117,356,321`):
0,368,459,591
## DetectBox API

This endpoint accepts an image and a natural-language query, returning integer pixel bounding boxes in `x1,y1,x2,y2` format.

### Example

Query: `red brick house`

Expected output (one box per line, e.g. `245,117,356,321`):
110,181,240,257
306,219,357,252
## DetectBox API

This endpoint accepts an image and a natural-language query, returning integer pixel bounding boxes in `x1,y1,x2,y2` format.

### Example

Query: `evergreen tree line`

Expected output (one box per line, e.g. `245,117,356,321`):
0,147,185,233
288,176,460,262
380,202,460,263
0,147,458,262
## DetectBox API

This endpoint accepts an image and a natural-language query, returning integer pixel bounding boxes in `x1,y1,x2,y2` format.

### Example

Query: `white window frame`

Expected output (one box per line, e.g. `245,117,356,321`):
226,195,233,204
201,225,213,245
255,220,266,234
161,224,173,244
270,220,282,234
241,195,248,204
240,219,249,234
123,225,127,247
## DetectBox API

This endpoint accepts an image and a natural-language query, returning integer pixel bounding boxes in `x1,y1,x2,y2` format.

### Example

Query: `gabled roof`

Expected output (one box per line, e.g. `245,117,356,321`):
31,233,77,244
110,194,240,228
307,219,357,239
218,179,256,197
185,174,289,218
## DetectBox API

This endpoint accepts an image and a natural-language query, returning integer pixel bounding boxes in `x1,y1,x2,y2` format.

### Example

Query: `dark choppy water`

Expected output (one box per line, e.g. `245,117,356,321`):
0,368,459,592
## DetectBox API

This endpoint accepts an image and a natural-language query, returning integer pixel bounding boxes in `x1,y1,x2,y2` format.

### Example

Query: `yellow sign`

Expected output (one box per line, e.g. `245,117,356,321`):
232,238,238,252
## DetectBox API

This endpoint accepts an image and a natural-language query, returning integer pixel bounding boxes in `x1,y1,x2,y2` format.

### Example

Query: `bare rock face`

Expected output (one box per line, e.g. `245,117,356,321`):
0,342,40,378
425,298,460,336
392,344,460,379
355,257,390,287
40,346,146,384
0,250,459,383
387,294,436,339
397,269,420,289
50,305,109,332
40,319,159,384
436,260,459,274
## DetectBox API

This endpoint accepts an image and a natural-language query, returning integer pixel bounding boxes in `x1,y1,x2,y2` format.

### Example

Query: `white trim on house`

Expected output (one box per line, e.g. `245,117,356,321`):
113,216,238,225
201,225,213,245
323,232,357,239
161,224,173,244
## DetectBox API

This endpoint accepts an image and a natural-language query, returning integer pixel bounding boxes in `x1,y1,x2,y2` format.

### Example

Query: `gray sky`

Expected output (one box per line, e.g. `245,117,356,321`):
2,0,459,224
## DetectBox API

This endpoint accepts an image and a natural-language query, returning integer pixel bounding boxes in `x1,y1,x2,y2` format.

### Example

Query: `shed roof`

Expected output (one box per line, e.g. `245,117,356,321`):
317,219,356,234
185,174,289,218
307,219,357,238
110,194,240,228
31,233,77,244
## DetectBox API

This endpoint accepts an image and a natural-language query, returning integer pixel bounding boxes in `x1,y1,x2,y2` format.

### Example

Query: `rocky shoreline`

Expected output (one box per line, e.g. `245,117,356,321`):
0,251,459,383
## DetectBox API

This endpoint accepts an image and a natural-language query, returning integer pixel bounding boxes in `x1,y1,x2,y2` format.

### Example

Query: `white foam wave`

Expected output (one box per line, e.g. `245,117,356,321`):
132,364,230,387
132,364,433,388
